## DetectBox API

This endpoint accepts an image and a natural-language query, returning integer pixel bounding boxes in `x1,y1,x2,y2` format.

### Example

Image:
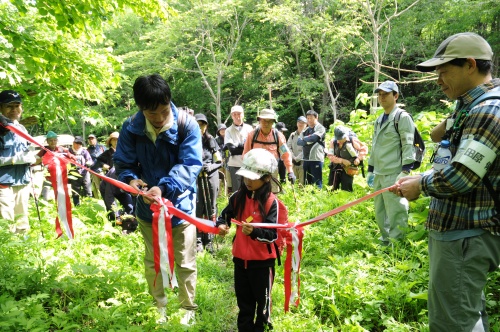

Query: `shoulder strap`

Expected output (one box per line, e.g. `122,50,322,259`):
469,91,500,110
273,129,280,152
251,128,260,149
468,91,500,212
177,109,187,143
393,109,407,134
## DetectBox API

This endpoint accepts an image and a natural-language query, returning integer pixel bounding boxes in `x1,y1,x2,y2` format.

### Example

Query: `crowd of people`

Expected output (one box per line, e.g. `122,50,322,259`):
1,31,499,331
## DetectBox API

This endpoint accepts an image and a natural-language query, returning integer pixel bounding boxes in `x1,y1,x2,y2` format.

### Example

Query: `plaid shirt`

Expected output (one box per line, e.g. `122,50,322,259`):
422,78,500,234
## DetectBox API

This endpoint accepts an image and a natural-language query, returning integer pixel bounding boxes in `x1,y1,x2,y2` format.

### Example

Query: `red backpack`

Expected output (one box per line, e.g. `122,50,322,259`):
265,194,291,264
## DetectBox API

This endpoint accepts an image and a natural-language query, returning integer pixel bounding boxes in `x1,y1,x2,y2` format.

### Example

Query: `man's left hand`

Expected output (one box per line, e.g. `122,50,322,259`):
391,175,421,201
143,186,162,204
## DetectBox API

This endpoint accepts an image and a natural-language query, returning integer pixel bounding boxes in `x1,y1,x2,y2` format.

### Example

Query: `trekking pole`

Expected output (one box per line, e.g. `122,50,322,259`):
202,172,215,250
29,168,44,238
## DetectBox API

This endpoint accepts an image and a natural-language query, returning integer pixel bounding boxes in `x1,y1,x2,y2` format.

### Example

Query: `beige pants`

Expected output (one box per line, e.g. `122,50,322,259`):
138,217,198,310
0,184,31,233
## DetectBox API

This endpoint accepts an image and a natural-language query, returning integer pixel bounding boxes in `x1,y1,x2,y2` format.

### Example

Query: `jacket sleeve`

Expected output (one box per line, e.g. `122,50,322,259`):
225,127,244,156
157,115,203,200
398,113,417,166
216,194,236,228
114,118,142,185
278,132,293,173
250,199,278,243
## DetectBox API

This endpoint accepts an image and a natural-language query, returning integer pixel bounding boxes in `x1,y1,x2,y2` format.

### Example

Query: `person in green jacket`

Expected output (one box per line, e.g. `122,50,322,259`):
367,81,416,245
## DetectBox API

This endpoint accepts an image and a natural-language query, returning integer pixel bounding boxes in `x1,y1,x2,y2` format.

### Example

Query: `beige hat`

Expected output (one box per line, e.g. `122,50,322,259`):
236,148,277,180
257,108,277,121
417,32,493,72
106,132,119,147
231,105,244,113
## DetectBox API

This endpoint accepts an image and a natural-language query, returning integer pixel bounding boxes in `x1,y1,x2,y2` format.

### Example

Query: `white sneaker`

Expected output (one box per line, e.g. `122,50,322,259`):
180,309,195,326
156,307,167,324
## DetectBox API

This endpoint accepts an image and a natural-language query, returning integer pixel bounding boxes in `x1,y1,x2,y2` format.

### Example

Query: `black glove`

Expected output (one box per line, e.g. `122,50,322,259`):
288,172,296,184
202,163,222,174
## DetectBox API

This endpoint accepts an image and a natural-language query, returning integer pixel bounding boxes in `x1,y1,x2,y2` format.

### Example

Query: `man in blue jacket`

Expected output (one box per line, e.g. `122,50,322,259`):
0,90,36,234
114,74,202,326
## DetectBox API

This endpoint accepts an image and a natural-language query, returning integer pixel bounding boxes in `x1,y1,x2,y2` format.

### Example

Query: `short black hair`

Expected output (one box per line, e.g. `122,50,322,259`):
306,110,318,118
447,58,493,75
133,74,172,111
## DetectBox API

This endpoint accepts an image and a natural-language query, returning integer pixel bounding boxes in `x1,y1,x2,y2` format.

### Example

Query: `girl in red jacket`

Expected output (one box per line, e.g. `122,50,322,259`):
216,148,280,332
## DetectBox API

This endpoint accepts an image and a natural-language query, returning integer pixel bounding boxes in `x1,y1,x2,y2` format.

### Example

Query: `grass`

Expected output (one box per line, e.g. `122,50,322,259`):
1,176,499,331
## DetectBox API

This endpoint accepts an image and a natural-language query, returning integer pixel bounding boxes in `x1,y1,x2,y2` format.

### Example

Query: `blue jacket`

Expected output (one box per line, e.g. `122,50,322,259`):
113,103,202,226
0,124,31,186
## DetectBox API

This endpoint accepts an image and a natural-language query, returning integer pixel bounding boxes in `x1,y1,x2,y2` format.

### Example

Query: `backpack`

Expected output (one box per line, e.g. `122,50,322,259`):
394,110,426,169
264,194,291,266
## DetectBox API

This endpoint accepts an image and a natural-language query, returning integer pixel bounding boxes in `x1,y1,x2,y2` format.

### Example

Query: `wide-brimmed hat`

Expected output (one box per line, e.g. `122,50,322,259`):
374,81,399,93
416,32,493,72
334,126,349,140
257,109,278,121
236,148,277,180
0,90,22,104
106,132,119,147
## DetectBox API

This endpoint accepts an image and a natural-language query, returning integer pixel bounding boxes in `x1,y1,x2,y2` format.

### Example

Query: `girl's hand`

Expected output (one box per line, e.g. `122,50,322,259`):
242,223,253,235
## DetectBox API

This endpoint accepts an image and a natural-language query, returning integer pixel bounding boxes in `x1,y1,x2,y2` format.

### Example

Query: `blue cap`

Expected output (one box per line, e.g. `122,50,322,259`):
297,116,307,123
374,81,399,93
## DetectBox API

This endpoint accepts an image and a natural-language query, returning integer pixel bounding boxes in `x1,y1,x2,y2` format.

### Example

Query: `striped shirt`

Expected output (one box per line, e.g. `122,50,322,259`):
422,78,500,234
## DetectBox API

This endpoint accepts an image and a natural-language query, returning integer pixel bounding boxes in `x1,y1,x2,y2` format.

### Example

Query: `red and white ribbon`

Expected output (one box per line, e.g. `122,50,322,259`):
43,152,74,239
151,199,178,289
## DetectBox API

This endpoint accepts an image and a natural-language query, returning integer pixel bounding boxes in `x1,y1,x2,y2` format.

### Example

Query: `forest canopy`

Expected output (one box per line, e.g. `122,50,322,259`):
1,0,499,137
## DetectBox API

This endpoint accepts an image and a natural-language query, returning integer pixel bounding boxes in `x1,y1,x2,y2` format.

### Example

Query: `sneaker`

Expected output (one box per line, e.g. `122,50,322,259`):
180,309,195,326
156,307,167,324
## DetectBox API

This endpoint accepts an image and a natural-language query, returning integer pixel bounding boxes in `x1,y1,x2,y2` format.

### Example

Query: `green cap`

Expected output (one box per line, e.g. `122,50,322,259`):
46,131,57,139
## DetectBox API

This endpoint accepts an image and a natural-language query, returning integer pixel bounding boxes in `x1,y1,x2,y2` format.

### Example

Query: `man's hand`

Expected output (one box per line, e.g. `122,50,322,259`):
288,172,296,184
391,175,422,201
129,179,148,196
218,224,229,237
143,186,162,204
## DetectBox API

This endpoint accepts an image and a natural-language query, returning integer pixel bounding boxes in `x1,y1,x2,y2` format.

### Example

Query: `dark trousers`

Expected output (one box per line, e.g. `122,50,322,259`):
69,172,92,206
303,160,323,189
234,264,275,332
196,171,219,247
99,167,134,220
278,160,286,183
328,165,353,192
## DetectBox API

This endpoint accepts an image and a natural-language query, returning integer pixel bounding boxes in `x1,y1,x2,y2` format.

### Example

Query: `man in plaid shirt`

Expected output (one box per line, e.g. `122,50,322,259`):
394,33,500,331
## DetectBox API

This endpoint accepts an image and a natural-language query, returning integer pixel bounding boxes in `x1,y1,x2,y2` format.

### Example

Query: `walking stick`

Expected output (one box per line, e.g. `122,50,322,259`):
29,168,44,238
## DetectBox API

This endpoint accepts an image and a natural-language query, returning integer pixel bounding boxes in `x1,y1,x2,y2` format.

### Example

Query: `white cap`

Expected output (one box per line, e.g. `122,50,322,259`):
236,148,277,180
231,105,244,113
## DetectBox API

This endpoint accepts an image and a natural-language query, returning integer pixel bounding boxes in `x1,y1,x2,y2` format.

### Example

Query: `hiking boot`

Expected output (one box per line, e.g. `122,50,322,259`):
156,307,167,324
179,309,195,326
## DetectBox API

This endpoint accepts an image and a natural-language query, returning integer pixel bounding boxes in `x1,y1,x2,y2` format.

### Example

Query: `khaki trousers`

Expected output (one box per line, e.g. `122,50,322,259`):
0,184,30,233
138,217,198,310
